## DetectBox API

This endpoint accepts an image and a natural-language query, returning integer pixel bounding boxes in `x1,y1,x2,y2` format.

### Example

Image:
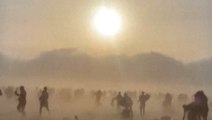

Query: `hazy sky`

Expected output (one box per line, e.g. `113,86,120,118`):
0,0,211,62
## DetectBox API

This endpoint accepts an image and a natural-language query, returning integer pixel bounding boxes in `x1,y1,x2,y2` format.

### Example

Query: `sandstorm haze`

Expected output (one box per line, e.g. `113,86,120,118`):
0,0,212,86
0,0,212,62
0,1,212,120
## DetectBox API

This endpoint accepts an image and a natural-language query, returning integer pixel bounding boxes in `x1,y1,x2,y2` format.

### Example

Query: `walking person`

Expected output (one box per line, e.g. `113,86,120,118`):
15,86,27,116
138,91,150,117
39,86,49,115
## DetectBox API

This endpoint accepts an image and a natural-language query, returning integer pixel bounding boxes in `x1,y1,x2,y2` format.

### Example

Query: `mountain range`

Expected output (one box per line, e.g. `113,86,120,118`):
0,48,211,84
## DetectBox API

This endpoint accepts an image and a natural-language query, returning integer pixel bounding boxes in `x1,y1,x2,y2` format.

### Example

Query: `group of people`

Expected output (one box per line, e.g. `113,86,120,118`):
0,87,210,120
111,91,150,118
14,86,49,116
111,90,209,120
112,92,134,118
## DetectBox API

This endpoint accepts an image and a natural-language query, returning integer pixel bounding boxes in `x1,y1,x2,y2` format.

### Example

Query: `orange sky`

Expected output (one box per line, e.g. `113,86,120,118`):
0,0,211,62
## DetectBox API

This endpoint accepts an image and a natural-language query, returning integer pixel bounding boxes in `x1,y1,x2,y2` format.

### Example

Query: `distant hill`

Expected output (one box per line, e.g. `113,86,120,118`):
0,48,211,85
187,58,212,83
0,53,14,76
129,52,188,80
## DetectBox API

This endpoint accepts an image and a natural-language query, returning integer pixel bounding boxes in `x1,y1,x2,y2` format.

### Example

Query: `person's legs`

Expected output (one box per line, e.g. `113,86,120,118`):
140,106,144,116
21,101,26,116
130,108,133,119
46,102,49,113
22,107,26,116
117,104,120,110
143,105,145,116
140,106,142,116
17,102,21,112
202,112,208,120
40,104,43,115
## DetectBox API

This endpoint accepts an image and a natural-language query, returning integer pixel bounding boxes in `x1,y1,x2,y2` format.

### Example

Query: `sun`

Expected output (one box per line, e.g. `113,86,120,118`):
93,7,121,37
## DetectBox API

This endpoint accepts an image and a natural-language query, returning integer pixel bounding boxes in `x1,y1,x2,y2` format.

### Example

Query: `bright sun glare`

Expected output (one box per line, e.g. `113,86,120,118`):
93,7,121,37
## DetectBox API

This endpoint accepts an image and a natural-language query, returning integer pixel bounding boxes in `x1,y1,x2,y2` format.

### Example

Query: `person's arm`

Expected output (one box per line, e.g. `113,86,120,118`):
183,102,193,111
39,92,43,101
14,90,19,96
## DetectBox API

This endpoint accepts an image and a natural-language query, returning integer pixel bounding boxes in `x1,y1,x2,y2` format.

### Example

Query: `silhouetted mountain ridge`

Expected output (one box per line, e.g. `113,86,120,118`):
0,48,211,84
187,58,212,82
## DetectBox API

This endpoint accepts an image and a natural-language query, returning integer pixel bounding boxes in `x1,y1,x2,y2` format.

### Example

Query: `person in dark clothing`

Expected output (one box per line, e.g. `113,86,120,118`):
75,115,79,120
15,86,27,116
111,92,123,109
39,86,49,115
95,90,103,106
163,93,173,108
121,93,133,119
183,90,209,120
138,91,150,117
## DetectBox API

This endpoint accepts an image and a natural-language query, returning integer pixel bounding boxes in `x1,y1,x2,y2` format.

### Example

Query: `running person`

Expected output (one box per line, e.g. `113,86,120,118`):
39,86,49,115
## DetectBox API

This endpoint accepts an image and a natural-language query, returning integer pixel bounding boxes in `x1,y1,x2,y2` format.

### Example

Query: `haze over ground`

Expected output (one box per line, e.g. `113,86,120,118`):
0,0,212,120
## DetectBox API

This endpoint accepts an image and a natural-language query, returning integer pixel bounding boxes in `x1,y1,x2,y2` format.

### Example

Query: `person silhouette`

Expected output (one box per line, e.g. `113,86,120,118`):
183,90,209,120
163,93,173,108
138,91,150,117
15,86,27,116
39,86,49,115
121,93,133,119
111,92,123,109
75,115,79,120
95,90,103,106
